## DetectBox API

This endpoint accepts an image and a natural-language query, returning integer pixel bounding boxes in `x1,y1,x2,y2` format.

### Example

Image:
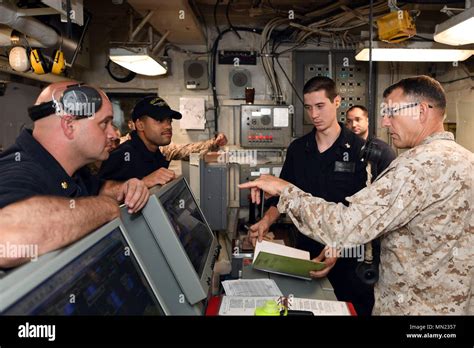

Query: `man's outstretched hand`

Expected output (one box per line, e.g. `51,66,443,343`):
238,175,291,205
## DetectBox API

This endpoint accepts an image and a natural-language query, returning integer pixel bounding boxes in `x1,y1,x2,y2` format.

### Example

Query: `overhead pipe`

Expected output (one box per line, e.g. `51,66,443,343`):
0,28,46,47
0,0,59,47
151,30,170,54
130,10,155,42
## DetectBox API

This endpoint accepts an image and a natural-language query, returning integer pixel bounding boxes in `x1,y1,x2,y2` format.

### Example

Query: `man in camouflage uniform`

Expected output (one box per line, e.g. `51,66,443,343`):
240,75,473,315
99,96,227,187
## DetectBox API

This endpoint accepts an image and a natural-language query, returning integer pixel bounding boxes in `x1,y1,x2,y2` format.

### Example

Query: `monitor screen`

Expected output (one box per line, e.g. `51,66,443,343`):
158,180,214,278
4,227,164,315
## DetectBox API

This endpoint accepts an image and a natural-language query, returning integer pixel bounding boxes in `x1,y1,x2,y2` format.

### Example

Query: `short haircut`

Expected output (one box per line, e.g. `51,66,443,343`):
346,105,368,118
383,75,446,110
303,76,338,102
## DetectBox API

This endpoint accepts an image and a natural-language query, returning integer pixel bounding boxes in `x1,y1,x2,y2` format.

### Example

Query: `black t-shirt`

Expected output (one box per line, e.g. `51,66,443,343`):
98,131,170,181
268,125,396,208
0,129,101,208
268,123,369,208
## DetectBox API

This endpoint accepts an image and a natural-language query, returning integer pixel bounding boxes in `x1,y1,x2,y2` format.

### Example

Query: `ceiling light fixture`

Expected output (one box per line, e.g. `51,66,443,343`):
355,41,474,62
108,10,169,77
434,5,474,46
109,46,167,76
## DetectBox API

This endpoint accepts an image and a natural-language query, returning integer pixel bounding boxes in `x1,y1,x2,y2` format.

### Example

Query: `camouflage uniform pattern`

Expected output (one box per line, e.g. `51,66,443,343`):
160,138,219,161
277,132,473,315
119,133,219,161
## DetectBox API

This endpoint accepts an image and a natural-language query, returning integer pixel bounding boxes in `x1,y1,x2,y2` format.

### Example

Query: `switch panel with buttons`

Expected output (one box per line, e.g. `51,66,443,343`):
241,105,293,148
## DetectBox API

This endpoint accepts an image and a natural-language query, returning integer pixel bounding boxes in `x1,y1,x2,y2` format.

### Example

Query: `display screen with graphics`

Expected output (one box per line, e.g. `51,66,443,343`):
158,180,214,277
4,227,164,315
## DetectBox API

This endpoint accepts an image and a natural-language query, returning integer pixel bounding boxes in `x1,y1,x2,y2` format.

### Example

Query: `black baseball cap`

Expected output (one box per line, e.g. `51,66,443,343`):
131,96,182,122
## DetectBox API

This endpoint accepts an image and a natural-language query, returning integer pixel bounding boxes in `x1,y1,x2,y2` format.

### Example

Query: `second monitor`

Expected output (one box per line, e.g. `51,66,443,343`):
142,177,220,306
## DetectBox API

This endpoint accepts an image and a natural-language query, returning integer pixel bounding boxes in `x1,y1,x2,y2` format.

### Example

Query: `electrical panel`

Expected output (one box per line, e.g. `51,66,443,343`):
239,163,284,207
304,64,331,83
294,50,371,135
189,155,228,231
333,52,368,123
240,105,293,148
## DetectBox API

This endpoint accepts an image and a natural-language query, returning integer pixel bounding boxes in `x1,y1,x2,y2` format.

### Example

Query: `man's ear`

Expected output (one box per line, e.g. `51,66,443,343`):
135,118,145,131
334,95,341,108
60,115,75,139
418,102,430,124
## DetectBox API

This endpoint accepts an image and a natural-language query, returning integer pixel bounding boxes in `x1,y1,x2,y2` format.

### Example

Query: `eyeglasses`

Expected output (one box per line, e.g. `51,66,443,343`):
381,102,433,118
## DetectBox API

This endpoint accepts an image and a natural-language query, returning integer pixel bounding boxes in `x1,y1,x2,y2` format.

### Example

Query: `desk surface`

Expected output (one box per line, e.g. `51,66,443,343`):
242,260,337,301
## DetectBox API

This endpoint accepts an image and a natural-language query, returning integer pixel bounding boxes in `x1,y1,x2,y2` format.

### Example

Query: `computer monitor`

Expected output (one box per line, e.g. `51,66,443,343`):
159,180,214,277
142,177,219,306
0,219,165,315
119,203,205,315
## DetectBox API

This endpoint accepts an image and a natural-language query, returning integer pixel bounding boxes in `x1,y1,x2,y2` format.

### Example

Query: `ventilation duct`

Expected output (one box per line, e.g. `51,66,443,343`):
0,0,60,47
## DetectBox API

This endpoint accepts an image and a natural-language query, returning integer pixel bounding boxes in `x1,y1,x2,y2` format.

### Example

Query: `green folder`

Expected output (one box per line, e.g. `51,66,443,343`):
253,251,326,280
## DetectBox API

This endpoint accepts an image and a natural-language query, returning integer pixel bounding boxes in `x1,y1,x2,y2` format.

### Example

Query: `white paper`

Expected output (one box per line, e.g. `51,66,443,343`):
259,167,270,175
218,296,351,316
272,166,282,177
288,298,351,316
273,108,289,127
219,296,277,316
253,240,309,263
179,97,206,130
260,108,272,115
221,279,283,297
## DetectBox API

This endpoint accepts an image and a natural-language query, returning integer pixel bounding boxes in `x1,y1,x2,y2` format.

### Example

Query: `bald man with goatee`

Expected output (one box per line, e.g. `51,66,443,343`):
0,81,149,268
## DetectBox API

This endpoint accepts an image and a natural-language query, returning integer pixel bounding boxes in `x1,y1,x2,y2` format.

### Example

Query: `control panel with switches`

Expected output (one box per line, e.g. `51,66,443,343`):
240,105,293,148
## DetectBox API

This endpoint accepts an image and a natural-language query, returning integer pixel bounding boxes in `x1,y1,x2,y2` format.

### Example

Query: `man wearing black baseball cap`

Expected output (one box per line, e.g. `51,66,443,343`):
99,96,227,187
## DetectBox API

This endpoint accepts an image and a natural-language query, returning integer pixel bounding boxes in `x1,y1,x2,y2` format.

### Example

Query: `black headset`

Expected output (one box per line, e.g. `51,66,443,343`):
356,138,384,285
28,84,102,121
359,138,383,164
